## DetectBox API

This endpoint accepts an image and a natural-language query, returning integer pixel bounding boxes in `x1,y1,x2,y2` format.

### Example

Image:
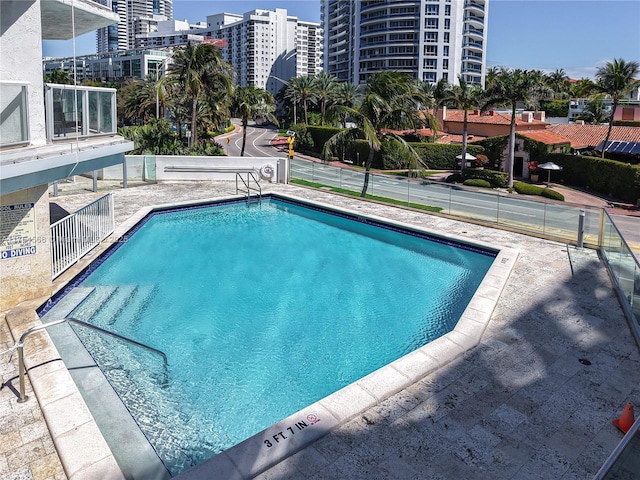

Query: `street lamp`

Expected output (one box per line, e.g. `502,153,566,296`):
268,75,296,125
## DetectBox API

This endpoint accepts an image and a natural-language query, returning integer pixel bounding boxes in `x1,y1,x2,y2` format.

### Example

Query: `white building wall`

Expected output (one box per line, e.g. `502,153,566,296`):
322,0,488,86
0,0,46,147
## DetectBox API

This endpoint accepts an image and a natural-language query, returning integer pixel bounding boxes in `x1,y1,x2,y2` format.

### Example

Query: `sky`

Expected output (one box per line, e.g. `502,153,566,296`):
42,0,640,80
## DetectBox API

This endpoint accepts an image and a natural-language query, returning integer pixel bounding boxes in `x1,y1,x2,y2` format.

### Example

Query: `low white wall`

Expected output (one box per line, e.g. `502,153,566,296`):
155,156,287,183
97,156,290,183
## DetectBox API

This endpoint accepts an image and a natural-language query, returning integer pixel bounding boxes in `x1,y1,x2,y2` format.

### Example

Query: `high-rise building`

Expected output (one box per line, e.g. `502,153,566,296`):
97,0,173,52
322,0,489,86
137,9,323,96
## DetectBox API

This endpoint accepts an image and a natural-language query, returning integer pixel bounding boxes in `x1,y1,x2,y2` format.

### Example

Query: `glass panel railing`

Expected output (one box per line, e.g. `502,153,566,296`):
601,212,640,340
45,83,116,141
0,82,29,147
290,160,605,246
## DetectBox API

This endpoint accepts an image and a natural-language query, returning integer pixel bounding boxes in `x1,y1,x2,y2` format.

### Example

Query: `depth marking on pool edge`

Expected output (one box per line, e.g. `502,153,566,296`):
263,414,321,448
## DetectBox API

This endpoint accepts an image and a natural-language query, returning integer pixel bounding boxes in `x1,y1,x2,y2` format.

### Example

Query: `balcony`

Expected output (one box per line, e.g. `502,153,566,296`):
0,82,29,148
463,40,484,50
44,84,117,142
463,27,484,39
41,0,119,40
464,1,485,13
1,83,133,195
464,14,485,26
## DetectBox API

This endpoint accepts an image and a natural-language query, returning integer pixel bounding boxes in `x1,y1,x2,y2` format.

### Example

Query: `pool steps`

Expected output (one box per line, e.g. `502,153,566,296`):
42,287,171,480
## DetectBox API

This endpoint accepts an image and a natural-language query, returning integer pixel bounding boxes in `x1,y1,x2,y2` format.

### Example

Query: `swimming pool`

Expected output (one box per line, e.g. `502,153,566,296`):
43,195,498,477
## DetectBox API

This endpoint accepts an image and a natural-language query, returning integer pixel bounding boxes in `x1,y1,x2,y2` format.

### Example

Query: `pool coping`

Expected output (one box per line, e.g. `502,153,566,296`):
6,192,518,480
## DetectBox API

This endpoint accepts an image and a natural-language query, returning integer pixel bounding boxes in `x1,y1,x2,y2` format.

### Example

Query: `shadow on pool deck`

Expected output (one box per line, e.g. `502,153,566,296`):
2,181,639,480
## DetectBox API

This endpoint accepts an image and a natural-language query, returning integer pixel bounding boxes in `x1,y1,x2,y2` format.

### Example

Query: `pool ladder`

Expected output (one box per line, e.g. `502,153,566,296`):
236,171,262,204
8,317,168,403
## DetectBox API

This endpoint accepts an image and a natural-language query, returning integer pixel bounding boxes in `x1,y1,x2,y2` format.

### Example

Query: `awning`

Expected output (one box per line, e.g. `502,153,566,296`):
595,140,640,155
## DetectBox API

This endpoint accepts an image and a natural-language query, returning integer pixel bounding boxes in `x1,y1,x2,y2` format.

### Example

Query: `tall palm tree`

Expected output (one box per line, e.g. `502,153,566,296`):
444,75,484,171
334,81,363,127
285,76,317,125
546,68,570,99
430,78,449,142
313,72,339,125
323,71,437,197
231,86,278,156
484,68,547,187
594,58,640,158
168,42,232,145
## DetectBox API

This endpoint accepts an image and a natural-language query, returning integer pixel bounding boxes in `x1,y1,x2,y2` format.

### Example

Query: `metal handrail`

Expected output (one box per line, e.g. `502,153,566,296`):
15,317,168,403
235,171,262,203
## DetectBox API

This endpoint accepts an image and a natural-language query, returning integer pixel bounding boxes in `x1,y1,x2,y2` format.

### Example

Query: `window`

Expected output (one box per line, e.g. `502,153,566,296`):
443,46,449,57
444,19,450,30
445,5,451,15
423,72,436,83
443,59,449,69
444,32,450,43
425,32,438,43
426,4,439,15
425,45,437,56
424,59,437,69
425,18,438,29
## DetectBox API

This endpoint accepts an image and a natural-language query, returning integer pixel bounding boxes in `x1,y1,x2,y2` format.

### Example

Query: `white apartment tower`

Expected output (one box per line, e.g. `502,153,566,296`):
205,9,323,96
97,0,173,52
322,0,489,85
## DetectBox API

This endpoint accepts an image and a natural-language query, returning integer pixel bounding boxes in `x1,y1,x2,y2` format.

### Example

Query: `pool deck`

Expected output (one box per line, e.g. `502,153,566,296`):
2,180,639,480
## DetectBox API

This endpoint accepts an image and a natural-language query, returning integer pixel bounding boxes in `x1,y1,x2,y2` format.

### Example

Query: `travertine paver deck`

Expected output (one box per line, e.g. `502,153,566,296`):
1,180,639,480
0,314,66,480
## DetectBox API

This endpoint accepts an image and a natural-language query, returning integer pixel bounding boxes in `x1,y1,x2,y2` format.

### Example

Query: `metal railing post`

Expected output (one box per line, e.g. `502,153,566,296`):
577,209,585,249
17,344,28,403
123,156,128,189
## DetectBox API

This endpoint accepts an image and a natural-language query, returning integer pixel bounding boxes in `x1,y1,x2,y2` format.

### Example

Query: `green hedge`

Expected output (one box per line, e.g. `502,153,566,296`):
514,182,565,201
463,179,492,188
545,153,640,203
408,143,484,169
462,168,508,187
541,189,565,201
540,99,569,118
307,125,343,153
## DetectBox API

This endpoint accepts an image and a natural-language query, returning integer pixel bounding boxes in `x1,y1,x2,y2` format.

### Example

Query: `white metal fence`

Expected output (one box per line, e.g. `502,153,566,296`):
50,193,115,279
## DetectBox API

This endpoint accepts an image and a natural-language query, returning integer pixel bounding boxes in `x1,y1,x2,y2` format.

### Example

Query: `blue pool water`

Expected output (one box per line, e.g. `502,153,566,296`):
65,197,494,476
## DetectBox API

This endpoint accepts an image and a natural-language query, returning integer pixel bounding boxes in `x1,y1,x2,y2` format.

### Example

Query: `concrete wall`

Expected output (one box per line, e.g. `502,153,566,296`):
0,185,52,311
0,0,46,147
154,156,286,182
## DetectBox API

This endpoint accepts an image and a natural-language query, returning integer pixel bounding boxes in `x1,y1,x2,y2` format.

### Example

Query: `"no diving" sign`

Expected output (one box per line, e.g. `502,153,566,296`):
0,203,37,259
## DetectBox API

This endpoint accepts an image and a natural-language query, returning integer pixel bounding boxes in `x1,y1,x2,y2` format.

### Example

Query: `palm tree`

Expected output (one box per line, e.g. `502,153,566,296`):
334,81,363,127
231,86,279,156
575,94,609,125
285,76,317,125
594,58,640,158
444,75,484,171
313,72,339,125
323,71,437,197
569,78,596,98
168,42,232,145
44,69,73,85
546,68,570,99
484,68,548,187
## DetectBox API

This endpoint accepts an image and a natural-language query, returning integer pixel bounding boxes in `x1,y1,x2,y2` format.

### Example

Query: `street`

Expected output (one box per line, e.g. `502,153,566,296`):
219,119,640,259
